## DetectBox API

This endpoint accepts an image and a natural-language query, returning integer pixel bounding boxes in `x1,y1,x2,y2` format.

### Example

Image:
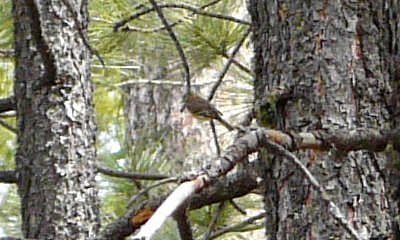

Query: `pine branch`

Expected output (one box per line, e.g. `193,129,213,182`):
119,0,222,33
113,3,250,32
148,0,191,92
207,27,251,101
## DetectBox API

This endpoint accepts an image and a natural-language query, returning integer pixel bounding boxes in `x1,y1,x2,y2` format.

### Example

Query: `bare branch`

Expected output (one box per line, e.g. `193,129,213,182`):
262,138,361,239
99,168,259,239
228,199,246,215
204,201,226,240
2,165,172,184
221,52,252,76
173,207,193,240
208,212,265,239
133,177,206,239
0,49,15,58
97,166,171,180
148,0,191,92
0,170,17,183
120,0,222,33
0,119,17,133
210,120,221,156
113,3,250,32
126,177,178,208
0,96,16,113
207,27,251,101
205,128,397,178
99,127,397,239
131,127,396,239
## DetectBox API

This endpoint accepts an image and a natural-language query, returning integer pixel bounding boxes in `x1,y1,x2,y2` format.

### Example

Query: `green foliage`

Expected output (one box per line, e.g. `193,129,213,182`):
180,2,247,72
0,185,21,237
0,0,13,49
0,0,16,170
189,196,263,239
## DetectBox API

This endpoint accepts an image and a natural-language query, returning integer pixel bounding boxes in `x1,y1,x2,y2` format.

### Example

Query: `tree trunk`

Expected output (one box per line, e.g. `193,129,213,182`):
123,81,188,169
248,0,400,239
13,0,99,238
123,80,217,170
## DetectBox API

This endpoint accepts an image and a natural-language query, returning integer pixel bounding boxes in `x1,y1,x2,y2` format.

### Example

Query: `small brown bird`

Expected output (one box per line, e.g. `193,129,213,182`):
181,92,233,131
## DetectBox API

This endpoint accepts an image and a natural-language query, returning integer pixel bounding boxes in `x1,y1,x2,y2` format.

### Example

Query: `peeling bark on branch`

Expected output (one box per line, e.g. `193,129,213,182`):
99,168,259,239
206,128,398,178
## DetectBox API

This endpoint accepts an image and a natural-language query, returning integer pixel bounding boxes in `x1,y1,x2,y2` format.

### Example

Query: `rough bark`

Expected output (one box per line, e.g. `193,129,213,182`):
248,0,399,239
13,0,99,238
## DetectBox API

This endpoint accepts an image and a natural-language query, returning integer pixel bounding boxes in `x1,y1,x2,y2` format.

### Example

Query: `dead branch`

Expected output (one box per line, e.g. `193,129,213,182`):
130,127,397,239
97,166,171,180
173,204,194,240
0,170,17,183
0,96,16,113
208,212,265,239
99,168,259,239
1,166,171,184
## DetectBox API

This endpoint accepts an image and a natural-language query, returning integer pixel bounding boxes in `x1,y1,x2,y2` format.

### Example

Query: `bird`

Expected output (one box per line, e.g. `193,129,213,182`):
181,92,234,131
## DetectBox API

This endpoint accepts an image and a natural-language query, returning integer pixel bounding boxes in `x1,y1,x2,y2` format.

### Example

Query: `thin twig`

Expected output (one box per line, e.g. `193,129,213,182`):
148,0,191,92
210,120,221,156
204,201,226,240
208,212,265,239
263,138,362,240
0,49,15,58
121,0,222,33
173,207,194,240
97,166,170,180
0,96,16,113
229,199,246,215
113,3,250,32
126,177,178,208
133,177,207,239
207,27,251,101
221,52,252,76
0,119,17,133
0,170,17,184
